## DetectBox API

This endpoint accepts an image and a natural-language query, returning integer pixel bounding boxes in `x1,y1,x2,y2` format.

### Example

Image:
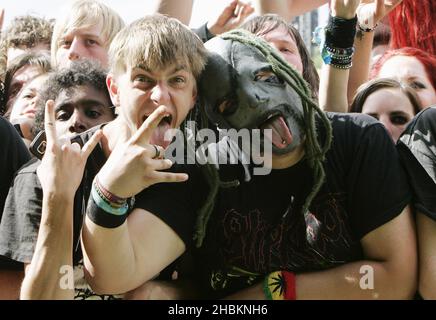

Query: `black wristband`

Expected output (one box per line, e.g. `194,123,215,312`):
86,195,128,229
325,15,357,49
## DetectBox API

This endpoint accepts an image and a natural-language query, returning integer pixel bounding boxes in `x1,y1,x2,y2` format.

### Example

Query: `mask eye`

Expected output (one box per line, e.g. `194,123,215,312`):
254,72,283,85
217,99,238,116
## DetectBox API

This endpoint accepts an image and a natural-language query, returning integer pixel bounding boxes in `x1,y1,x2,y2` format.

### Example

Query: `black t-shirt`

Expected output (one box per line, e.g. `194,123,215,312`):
136,113,411,298
0,116,31,219
0,126,113,298
397,106,436,221
0,127,106,265
0,117,31,270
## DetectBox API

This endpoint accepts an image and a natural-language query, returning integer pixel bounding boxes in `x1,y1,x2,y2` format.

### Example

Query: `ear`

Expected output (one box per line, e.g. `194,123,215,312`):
106,73,120,107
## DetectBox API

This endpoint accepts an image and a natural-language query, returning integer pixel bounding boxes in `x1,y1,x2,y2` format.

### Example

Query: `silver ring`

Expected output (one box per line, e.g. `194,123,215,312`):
152,144,160,159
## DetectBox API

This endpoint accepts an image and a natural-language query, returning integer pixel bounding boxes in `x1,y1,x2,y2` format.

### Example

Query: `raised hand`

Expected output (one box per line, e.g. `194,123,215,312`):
357,0,403,27
37,100,102,197
330,0,360,19
207,0,255,35
97,105,188,199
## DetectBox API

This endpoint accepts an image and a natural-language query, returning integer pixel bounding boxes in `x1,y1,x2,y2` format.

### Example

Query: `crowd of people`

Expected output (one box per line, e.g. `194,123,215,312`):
0,0,435,300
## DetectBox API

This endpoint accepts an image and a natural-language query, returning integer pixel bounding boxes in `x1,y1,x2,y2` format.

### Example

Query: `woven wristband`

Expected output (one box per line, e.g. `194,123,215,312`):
87,193,128,229
95,175,127,206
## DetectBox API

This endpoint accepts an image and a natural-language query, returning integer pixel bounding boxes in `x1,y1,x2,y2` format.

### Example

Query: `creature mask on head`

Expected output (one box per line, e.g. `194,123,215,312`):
193,30,333,248
200,36,305,156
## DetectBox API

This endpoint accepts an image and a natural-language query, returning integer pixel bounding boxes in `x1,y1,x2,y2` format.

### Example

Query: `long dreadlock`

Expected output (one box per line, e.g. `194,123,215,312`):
193,29,333,248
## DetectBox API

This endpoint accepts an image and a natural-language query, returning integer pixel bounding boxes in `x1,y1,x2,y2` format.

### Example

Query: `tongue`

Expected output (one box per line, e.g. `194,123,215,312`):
261,116,293,149
150,120,172,149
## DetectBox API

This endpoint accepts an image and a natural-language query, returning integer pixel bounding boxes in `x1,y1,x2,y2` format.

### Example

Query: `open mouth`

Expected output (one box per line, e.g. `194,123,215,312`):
142,114,174,149
142,114,173,126
259,112,293,150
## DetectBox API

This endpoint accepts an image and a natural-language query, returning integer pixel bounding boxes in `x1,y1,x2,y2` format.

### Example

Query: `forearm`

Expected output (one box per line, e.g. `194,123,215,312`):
347,31,374,106
20,195,74,300
256,0,290,20
296,260,415,299
229,260,416,300
82,216,137,295
155,0,193,25
319,65,350,112
288,0,329,18
82,209,186,295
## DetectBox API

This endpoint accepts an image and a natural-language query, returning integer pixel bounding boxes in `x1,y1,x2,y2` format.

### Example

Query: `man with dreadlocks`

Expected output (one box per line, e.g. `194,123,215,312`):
82,29,417,299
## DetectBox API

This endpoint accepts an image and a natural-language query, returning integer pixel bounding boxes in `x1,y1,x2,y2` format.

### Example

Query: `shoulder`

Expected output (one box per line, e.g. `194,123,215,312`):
400,106,436,147
398,107,436,184
0,116,16,136
322,112,392,154
326,112,382,132
16,158,40,176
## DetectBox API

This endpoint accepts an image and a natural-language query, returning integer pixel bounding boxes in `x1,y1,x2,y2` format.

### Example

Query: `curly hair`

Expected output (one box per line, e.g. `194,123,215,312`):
0,15,53,79
33,60,114,135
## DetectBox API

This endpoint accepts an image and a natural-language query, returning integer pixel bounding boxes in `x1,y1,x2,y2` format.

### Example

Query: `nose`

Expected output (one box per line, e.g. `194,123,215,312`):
240,81,270,109
68,38,84,62
150,83,170,105
68,109,87,134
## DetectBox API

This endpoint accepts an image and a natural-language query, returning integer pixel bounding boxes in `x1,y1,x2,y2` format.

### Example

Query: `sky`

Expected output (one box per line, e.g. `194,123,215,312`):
1,0,329,30
1,0,240,29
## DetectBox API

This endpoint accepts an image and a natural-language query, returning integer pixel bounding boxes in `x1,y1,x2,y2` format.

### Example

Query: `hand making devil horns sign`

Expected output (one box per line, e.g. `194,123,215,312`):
96,105,188,199
37,100,103,198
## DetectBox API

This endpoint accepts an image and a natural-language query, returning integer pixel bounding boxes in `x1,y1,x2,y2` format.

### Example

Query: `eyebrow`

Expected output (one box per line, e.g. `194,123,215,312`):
390,111,409,116
133,64,188,74
62,32,104,41
55,99,108,111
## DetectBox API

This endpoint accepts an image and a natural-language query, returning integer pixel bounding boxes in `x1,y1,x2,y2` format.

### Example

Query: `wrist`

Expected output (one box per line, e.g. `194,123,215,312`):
331,9,356,20
43,191,74,205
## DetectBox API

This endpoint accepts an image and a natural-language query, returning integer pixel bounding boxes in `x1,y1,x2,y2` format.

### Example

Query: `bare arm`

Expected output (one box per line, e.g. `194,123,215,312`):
347,30,374,106
81,106,188,295
318,0,359,112
256,0,327,20
347,0,403,106
416,212,436,299
20,197,74,300
287,0,328,17
155,0,193,25
82,208,185,295
19,101,102,300
227,206,417,299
